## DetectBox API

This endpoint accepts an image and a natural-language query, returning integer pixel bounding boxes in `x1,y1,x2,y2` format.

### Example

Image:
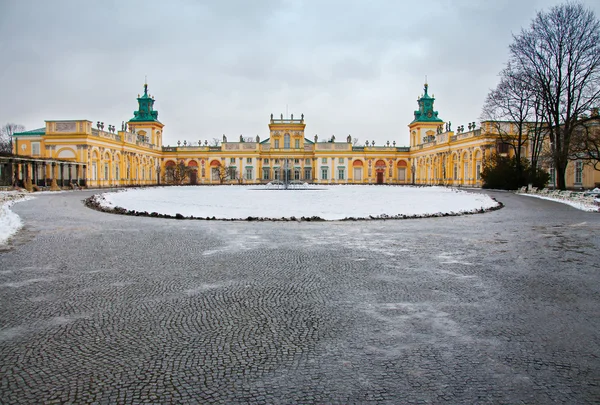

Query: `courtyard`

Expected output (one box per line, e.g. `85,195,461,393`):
0,190,599,403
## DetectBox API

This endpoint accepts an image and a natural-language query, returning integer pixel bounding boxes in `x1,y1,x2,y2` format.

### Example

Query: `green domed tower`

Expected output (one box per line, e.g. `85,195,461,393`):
127,82,164,147
411,83,443,124
408,83,446,147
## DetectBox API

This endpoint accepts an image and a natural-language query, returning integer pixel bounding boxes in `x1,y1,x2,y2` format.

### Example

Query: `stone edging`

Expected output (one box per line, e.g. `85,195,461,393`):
84,193,504,222
0,192,29,206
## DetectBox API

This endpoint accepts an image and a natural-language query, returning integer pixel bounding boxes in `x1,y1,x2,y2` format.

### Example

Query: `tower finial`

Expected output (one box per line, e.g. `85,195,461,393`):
143,75,148,96
424,76,429,96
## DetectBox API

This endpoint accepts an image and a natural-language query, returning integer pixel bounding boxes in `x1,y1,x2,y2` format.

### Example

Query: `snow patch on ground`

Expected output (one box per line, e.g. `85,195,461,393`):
0,192,32,245
95,185,500,221
520,193,599,212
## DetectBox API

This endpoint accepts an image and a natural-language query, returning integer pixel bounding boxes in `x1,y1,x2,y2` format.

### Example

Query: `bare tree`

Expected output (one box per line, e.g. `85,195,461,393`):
166,161,192,184
482,64,549,184
0,123,25,154
210,138,221,147
508,3,600,189
210,163,234,184
481,65,536,183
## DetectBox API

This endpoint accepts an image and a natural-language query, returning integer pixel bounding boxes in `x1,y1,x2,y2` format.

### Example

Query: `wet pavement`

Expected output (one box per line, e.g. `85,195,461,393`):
0,189,599,404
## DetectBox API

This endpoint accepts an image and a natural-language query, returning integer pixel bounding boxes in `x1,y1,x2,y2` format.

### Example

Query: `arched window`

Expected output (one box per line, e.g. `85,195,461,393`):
284,133,290,149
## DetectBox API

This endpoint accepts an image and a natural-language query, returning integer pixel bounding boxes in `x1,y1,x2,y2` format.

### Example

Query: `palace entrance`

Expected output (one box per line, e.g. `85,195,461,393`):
375,160,386,184
188,160,198,185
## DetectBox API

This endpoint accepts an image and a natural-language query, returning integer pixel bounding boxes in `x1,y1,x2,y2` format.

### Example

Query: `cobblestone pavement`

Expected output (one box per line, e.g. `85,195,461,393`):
1,190,599,404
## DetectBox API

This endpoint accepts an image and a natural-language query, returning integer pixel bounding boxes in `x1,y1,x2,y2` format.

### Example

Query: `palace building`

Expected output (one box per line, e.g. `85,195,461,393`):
9,82,599,190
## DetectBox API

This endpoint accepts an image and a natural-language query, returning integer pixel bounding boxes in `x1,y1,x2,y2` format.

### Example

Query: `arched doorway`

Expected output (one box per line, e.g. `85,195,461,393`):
397,160,407,183
188,160,198,184
375,160,386,184
210,160,221,182
165,160,176,183
353,160,363,182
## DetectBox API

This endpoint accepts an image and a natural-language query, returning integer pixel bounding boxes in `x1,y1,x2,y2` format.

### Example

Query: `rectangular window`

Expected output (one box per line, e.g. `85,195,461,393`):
245,168,253,180
274,170,280,180
284,135,290,149
294,158,299,164
230,157,235,164
263,158,269,164
295,139,300,149
294,169,300,180
104,163,109,180
246,157,252,164
305,158,311,165
321,168,328,180
304,168,312,180
338,168,345,180
262,168,270,180
228,167,237,180
575,161,583,184
275,159,279,164
274,140,280,148
322,158,327,164
92,163,97,181
31,142,40,156
339,158,344,163
453,164,458,180
115,165,120,180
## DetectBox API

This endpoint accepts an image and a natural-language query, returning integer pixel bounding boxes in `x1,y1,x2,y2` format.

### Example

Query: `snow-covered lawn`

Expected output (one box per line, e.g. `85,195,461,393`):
0,192,31,244
96,185,500,220
519,193,600,212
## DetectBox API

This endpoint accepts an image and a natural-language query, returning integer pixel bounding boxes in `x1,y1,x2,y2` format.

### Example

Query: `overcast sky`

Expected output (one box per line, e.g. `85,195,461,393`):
2,0,600,146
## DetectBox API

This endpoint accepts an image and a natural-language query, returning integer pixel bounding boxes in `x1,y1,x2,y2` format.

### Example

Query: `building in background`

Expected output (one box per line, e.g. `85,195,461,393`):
11,82,600,189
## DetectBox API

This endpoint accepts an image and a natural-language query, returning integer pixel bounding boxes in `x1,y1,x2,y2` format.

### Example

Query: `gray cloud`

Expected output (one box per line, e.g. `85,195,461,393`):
1,0,599,146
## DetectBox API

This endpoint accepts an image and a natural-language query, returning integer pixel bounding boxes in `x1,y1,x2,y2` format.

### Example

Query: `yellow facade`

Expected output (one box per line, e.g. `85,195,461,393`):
11,83,599,189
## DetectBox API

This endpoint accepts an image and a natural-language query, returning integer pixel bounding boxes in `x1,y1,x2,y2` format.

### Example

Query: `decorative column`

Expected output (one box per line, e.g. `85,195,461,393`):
32,162,37,188
12,162,18,187
24,162,33,191
50,162,59,190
